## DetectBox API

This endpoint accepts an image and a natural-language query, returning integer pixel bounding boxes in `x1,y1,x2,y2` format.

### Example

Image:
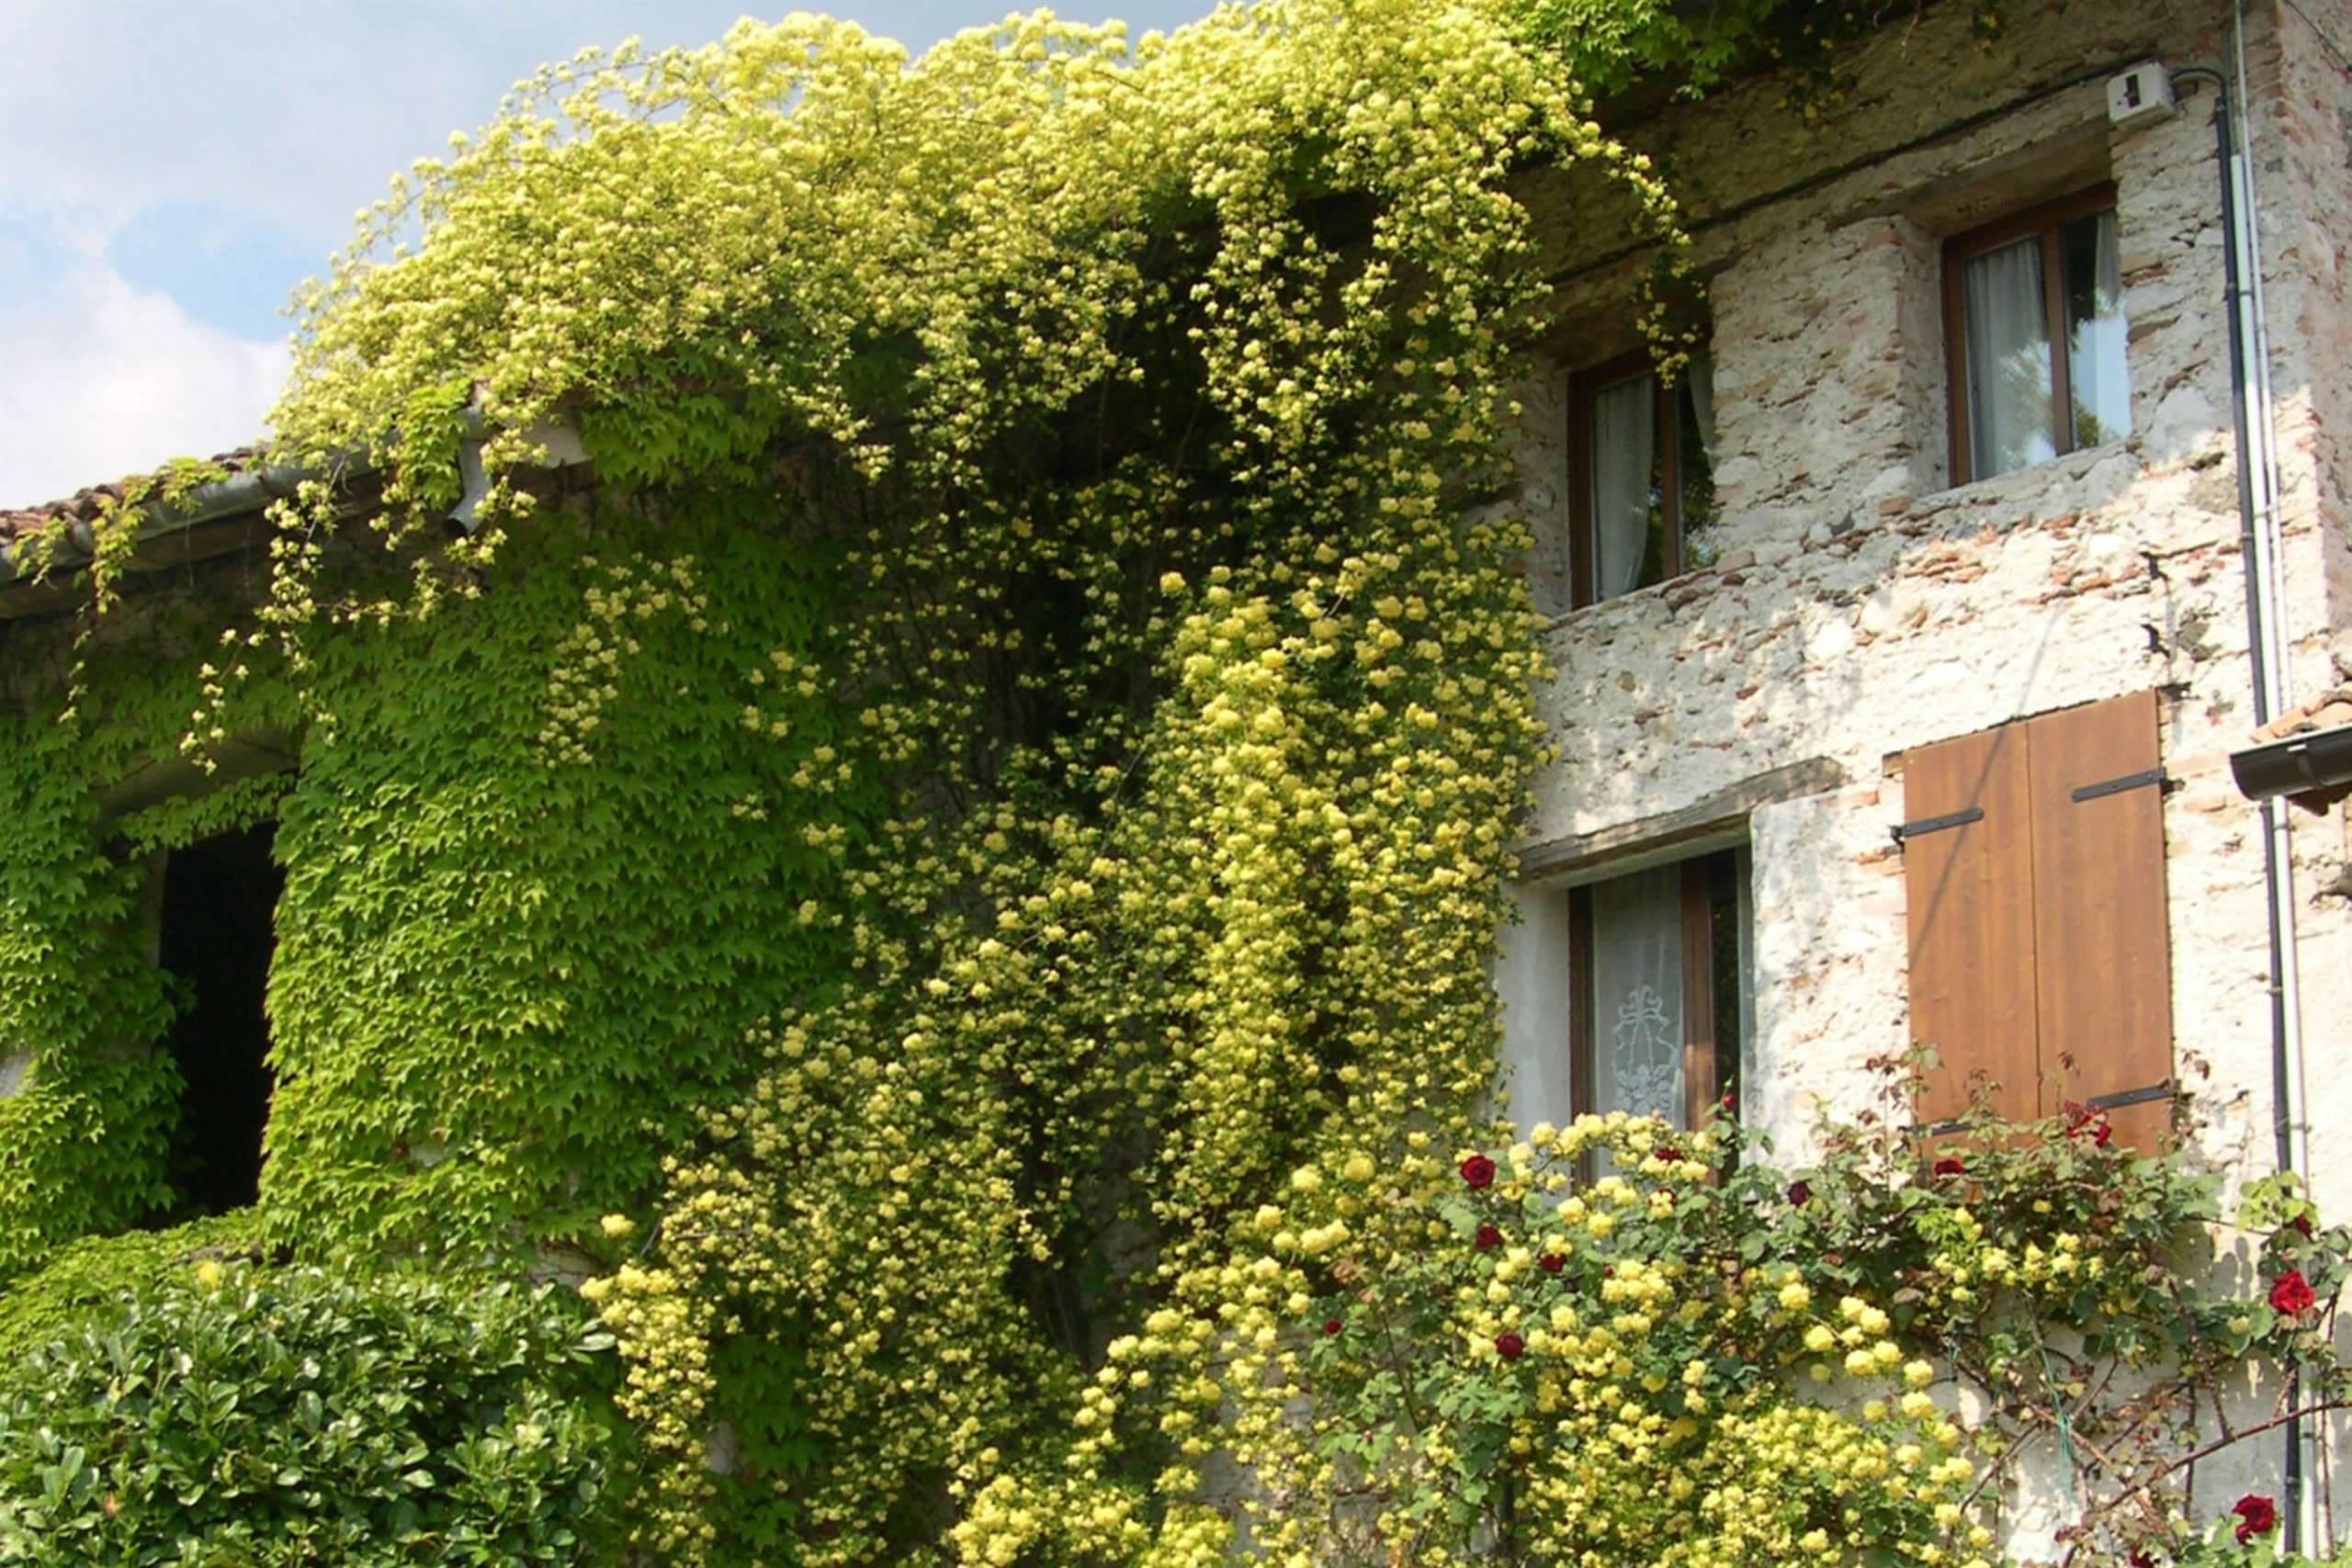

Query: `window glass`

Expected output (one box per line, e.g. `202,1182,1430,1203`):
1579,357,1716,605
1577,848,1751,1132
1951,194,2131,483
1677,355,1719,571
2063,209,2131,449
1962,235,2057,479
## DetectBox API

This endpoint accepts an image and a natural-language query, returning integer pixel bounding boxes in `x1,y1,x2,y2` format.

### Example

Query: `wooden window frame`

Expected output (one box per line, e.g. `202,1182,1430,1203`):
1566,851,1740,1135
1942,183,2119,486
1566,354,1694,610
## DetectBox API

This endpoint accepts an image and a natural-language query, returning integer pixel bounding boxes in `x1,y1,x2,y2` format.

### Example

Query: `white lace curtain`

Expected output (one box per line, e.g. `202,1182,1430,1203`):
1588,865,1685,1129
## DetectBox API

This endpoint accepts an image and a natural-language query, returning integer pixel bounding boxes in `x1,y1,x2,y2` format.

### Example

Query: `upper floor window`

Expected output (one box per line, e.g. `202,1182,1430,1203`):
1944,186,2132,483
1568,352,1718,607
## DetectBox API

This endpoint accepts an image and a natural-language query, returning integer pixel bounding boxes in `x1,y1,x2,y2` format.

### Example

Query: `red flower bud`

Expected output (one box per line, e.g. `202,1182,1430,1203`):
1786,1179,1813,1208
1322,1317,1343,1337
1538,1253,1565,1275
1494,1331,1525,1361
1932,1155,1965,1179
2292,1213,2314,1239
1475,1224,1503,1251
2233,1494,2278,1544
1460,1155,1497,1190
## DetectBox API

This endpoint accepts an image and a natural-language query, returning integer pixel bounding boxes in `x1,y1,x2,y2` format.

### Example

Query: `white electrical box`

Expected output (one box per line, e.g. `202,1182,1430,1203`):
2108,62,2177,129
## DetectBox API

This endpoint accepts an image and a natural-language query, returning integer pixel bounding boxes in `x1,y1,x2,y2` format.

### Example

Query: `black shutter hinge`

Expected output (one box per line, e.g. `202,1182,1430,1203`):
2086,1080,2175,1111
1893,806,1984,845
2071,766,2171,803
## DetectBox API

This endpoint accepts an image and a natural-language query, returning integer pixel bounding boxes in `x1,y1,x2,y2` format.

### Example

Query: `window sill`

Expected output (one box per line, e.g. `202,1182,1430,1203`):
1925,435,2137,509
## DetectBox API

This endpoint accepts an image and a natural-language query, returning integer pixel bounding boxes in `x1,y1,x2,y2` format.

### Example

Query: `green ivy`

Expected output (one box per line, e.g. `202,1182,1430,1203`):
0,723,181,1279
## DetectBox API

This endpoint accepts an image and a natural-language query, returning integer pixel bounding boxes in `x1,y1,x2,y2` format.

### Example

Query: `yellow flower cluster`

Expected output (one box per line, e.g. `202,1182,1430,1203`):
1012,1118,1998,1568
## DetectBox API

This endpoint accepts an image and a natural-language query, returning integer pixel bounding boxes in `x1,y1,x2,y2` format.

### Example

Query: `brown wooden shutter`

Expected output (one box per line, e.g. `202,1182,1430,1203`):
2025,690,2174,1149
1901,724,2040,1127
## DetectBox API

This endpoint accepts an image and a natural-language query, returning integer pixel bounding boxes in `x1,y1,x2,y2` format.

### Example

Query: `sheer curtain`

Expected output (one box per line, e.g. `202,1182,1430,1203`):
2067,209,2131,447
1589,375,1656,600
1963,236,2055,478
1686,352,1717,463
1589,866,1685,1129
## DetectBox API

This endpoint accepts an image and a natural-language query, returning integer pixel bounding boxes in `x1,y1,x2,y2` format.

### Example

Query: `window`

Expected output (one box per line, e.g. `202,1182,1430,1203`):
1944,186,2132,483
1568,353,1719,607
1568,848,1750,1131
155,822,283,1215
1898,690,2173,1147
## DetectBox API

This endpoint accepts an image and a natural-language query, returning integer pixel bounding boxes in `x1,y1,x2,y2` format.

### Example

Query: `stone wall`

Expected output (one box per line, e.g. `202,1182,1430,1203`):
1497,0,2352,1528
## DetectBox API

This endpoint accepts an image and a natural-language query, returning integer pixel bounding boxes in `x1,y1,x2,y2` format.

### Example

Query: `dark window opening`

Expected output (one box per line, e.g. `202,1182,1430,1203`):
157,822,282,1215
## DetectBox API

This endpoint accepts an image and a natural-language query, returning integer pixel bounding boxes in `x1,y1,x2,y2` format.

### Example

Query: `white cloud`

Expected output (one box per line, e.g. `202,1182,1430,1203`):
0,249,287,506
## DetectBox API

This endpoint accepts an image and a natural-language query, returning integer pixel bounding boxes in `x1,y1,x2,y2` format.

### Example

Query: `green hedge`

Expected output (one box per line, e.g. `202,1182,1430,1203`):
0,1262,620,1564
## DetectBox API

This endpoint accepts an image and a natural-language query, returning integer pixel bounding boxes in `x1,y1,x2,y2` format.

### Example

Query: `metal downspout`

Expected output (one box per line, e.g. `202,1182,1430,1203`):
2226,1,2321,1543
2187,5,2312,1544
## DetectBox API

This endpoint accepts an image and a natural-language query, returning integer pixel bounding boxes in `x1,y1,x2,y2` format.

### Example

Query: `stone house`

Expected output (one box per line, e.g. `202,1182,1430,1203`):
1487,0,2352,1542
1,0,2347,1549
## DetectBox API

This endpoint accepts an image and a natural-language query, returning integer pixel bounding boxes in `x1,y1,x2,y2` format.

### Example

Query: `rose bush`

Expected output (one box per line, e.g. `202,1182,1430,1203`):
989,1091,2350,1568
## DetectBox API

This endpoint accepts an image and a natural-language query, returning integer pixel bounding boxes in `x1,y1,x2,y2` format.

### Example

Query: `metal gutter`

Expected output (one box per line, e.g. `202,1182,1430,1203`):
0,412,587,619
2231,725,2352,804
0,459,307,591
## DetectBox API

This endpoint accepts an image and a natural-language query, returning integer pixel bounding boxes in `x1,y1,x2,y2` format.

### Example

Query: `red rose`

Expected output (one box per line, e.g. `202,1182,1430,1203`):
1494,1331,1525,1361
1322,1317,1343,1337
1460,1155,1497,1190
1787,1179,1813,1208
2268,1268,2316,1317
2064,1102,2113,1147
2129,1551,2155,1568
2292,1213,2314,1239
1933,1155,1966,1179
2233,1494,2277,1544
1538,1253,1566,1275
1656,1144,1682,1162
1475,1224,1503,1251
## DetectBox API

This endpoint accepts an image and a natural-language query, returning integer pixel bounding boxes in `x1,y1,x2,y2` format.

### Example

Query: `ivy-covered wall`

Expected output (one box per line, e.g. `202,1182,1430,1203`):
0,491,865,1274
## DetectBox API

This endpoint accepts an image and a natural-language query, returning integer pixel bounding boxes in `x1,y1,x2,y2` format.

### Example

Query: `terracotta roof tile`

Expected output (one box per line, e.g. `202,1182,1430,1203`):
2252,684,2352,744
0,447,268,546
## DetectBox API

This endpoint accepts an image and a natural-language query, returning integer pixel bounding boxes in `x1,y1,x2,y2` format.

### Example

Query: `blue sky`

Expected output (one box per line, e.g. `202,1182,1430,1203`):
0,0,1207,505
